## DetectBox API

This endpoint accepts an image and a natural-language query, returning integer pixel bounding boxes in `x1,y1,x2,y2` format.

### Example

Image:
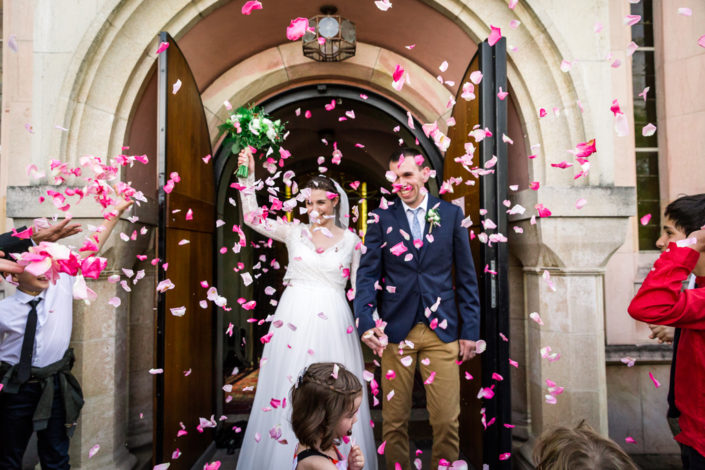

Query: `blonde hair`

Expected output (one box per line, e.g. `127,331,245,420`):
533,421,638,470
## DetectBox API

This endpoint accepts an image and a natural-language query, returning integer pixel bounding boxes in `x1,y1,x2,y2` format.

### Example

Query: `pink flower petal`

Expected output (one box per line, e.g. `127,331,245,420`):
241,1,262,15
529,312,544,325
624,15,641,26
470,71,483,85
488,25,502,46
677,7,692,16
390,241,408,256
640,213,652,226
626,41,638,57
378,441,386,455
286,17,309,41
156,42,169,54
375,0,392,11
699,35,705,48
649,371,661,388
642,123,657,136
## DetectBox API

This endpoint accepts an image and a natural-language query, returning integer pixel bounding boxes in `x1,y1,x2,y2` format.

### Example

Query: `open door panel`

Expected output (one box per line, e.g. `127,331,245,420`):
155,32,216,469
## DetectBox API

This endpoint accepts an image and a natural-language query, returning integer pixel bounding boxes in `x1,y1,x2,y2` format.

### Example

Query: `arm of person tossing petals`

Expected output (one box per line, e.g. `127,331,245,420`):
236,148,290,243
628,234,705,329
452,205,481,360
80,197,134,259
32,218,82,243
353,211,386,356
0,251,24,274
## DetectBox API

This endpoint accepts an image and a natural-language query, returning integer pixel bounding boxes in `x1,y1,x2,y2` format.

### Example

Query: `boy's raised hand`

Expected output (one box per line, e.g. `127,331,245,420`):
32,218,82,243
347,445,365,470
114,197,134,214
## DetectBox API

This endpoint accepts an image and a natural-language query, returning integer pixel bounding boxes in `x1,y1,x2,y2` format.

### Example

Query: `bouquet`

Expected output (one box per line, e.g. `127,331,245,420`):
217,105,286,178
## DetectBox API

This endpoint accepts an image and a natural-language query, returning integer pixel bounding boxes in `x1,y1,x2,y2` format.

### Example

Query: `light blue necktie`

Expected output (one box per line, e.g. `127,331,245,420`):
408,207,423,240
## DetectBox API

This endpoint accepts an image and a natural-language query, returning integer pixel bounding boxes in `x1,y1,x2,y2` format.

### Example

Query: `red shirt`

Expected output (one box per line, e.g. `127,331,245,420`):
627,243,705,457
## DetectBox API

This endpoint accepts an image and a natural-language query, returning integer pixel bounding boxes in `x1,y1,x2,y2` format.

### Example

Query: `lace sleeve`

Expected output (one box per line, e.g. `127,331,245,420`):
238,173,291,243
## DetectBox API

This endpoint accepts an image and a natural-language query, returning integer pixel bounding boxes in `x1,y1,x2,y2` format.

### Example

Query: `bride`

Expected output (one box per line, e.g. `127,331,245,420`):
234,149,377,469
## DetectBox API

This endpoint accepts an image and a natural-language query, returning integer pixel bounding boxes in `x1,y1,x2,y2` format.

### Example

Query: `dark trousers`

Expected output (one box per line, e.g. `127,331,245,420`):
682,443,705,470
0,377,70,470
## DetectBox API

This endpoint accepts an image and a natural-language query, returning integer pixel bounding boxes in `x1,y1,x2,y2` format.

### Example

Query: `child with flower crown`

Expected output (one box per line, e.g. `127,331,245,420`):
290,362,366,470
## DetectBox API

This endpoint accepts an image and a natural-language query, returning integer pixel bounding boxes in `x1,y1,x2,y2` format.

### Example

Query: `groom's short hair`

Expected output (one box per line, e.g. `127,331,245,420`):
389,147,429,169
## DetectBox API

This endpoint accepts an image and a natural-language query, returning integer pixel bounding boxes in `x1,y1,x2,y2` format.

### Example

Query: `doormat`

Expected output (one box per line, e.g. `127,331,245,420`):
224,368,259,415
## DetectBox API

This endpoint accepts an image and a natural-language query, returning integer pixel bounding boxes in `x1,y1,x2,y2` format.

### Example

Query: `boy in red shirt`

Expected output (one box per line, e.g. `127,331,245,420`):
628,194,705,469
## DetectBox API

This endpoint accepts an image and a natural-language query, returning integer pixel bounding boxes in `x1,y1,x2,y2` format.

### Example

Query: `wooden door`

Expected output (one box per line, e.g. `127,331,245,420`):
155,32,215,469
443,39,510,470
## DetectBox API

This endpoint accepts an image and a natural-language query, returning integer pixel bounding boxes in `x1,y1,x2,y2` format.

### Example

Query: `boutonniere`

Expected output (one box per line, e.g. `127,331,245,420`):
426,208,441,233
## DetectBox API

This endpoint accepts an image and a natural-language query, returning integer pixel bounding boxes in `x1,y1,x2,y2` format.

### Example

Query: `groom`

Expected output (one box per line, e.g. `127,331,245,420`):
354,148,481,470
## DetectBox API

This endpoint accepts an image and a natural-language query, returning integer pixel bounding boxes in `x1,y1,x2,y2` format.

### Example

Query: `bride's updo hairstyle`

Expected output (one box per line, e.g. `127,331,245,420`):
290,362,362,451
304,175,340,205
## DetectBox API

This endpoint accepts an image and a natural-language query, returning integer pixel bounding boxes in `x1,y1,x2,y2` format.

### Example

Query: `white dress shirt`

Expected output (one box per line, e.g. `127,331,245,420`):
0,273,74,368
401,192,429,237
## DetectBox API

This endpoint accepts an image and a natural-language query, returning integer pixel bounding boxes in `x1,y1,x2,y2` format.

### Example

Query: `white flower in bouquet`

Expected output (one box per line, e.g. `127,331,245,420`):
249,117,262,136
264,120,278,142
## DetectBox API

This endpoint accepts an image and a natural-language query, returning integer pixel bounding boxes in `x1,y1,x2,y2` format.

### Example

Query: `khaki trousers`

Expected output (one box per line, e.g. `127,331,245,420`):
381,323,460,470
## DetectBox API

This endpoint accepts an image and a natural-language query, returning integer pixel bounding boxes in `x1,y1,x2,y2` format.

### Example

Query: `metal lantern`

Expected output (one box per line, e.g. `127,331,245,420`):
302,13,356,62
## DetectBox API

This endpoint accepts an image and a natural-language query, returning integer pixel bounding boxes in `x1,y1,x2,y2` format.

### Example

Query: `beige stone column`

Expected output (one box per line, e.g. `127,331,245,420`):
509,187,635,439
7,185,156,469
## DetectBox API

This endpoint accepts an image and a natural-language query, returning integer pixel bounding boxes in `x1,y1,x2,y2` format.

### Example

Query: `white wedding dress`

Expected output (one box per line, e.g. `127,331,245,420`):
235,174,377,470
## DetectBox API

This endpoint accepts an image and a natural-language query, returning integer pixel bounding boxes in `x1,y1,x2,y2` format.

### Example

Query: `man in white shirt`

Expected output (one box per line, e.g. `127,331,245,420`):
0,202,130,469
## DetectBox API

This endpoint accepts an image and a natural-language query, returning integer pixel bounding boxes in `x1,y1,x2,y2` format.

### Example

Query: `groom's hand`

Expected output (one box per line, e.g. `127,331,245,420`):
362,328,387,357
459,339,477,363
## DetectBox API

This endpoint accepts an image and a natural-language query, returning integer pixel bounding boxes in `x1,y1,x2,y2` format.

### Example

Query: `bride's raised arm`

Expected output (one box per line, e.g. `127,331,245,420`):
237,149,293,244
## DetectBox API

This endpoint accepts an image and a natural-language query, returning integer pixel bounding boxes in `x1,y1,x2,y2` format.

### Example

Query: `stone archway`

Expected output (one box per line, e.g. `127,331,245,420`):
53,0,589,176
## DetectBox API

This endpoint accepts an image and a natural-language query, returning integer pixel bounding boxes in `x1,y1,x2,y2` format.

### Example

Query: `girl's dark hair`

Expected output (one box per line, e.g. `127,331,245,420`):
664,193,705,235
533,421,638,470
290,362,362,451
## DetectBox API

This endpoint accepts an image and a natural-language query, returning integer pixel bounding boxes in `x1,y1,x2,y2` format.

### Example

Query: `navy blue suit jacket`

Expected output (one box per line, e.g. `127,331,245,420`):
354,195,481,344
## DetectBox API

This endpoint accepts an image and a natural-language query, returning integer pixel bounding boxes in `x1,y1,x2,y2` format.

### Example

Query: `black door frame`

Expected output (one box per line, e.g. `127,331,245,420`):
477,38,512,468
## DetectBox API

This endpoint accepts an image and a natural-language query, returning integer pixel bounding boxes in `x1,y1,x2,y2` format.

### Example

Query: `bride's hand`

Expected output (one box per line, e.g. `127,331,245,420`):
238,147,255,176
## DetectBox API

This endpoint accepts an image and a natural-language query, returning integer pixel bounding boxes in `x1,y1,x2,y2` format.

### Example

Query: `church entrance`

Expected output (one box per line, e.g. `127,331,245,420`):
212,46,511,466
131,27,512,470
